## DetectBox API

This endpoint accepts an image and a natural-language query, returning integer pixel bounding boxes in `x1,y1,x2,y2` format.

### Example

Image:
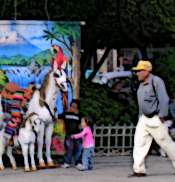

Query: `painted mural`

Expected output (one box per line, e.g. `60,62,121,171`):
0,20,81,155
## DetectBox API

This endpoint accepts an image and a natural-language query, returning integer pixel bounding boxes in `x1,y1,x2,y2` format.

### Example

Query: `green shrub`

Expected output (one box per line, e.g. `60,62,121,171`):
80,79,138,125
153,49,175,98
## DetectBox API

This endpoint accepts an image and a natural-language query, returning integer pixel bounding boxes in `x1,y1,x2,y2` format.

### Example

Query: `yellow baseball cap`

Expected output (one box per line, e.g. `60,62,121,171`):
132,60,152,71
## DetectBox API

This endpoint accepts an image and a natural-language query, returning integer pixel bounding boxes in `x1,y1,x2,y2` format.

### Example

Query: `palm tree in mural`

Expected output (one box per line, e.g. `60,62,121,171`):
43,23,80,99
43,23,80,54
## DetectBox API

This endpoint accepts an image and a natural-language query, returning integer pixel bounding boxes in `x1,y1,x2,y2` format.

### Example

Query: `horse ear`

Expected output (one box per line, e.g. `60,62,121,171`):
39,97,44,107
21,118,27,128
23,114,27,121
29,119,32,124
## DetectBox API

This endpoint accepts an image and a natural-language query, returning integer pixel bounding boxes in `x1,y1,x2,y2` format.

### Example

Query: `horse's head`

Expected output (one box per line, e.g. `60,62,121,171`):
53,69,68,92
24,113,43,134
31,115,43,134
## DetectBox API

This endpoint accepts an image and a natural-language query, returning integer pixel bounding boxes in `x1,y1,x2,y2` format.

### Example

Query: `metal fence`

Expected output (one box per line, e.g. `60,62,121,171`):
94,123,135,156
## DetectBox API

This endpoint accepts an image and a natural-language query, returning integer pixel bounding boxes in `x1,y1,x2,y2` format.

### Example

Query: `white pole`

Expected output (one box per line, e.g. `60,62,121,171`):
112,49,117,71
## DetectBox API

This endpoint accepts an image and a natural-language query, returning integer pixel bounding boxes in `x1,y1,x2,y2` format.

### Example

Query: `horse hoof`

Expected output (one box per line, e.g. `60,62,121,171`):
47,161,57,168
24,167,30,172
38,162,46,169
12,165,17,170
0,166,4,171
31,166,37,171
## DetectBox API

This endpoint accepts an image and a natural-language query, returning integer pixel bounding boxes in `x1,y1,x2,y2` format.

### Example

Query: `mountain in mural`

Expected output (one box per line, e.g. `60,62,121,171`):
0,49,53,66
0,32,41,57
0,55,30,66
31,49,52,65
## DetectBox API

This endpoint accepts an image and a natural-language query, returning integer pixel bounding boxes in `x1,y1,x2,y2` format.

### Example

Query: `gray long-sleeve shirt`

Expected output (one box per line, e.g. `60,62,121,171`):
137,74,169,118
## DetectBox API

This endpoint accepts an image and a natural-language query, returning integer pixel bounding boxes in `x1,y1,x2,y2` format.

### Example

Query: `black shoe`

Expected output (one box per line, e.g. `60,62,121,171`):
128,172,146,177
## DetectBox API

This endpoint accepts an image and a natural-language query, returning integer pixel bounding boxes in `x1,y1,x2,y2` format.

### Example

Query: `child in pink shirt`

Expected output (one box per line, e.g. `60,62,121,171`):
71,117,95,171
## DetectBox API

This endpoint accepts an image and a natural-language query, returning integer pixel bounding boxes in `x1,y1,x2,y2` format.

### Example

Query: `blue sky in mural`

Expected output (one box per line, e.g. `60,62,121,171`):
0,20,71,58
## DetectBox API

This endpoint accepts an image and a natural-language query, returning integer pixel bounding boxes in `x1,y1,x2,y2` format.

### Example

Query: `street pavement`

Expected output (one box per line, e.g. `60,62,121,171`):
0,156,175,182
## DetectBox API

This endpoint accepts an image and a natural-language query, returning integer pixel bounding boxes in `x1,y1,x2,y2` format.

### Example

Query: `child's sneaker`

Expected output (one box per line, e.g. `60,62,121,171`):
78,165,88,171
76,163,83,170
61,163,70,168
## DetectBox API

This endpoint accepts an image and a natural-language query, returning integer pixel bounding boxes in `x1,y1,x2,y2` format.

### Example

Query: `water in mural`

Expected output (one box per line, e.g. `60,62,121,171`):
0,20,81,155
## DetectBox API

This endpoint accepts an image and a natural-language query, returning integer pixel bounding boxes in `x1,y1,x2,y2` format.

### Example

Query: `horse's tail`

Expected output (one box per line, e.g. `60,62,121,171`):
0,95,4,131
0,127,5,155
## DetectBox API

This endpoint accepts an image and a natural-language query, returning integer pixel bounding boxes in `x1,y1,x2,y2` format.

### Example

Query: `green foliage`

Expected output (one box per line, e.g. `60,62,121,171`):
54,23,80,41
43,22,80,54
80,79,138,125
153,49,175,98
1,0,175,48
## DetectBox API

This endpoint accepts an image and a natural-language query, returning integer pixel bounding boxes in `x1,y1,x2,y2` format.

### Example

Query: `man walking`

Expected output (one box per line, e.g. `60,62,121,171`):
130,60,175,177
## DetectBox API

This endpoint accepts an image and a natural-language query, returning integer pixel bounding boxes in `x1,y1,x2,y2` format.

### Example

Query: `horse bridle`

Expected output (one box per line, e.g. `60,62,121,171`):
39,97,56,121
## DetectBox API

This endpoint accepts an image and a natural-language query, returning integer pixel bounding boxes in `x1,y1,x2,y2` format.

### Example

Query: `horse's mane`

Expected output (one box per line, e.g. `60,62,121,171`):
20,112,38,128
39,70,52,107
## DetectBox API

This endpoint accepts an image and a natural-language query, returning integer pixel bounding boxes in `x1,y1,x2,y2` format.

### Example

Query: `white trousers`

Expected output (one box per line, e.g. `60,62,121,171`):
133,115,175,173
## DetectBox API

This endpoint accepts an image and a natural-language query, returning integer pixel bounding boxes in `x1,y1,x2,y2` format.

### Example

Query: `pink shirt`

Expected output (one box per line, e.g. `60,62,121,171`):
73,127,95,148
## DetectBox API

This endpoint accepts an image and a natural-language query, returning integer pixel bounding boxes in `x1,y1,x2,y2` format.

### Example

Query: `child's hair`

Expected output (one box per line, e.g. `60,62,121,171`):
82,116,89,125
82,116,94,132
82,116,93,126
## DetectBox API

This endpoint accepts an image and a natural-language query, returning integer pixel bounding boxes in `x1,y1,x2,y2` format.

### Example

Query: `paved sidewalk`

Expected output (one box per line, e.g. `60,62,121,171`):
0,156,175,182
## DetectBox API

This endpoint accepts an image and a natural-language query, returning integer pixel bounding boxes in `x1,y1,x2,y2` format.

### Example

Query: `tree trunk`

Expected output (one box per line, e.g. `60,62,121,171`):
81,43,97,78
139,47,148,59
88,47,110,81
71,41,80,99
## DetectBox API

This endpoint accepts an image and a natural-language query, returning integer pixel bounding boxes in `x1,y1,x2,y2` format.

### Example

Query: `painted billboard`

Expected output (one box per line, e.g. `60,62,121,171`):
0,20,81,155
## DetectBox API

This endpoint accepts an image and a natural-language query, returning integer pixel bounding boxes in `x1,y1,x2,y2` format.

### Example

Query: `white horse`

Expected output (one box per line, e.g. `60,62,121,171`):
0,95,3,131
18,113,43,172
0,112,42,171
26,68,67,168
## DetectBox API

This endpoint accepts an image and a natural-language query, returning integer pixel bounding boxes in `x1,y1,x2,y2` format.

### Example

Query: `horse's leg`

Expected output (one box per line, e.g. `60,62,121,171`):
0,136,5,170
29,143,36,171
21,144,30,172
37,123,46,168
6,146,16,170
45,123,55,167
